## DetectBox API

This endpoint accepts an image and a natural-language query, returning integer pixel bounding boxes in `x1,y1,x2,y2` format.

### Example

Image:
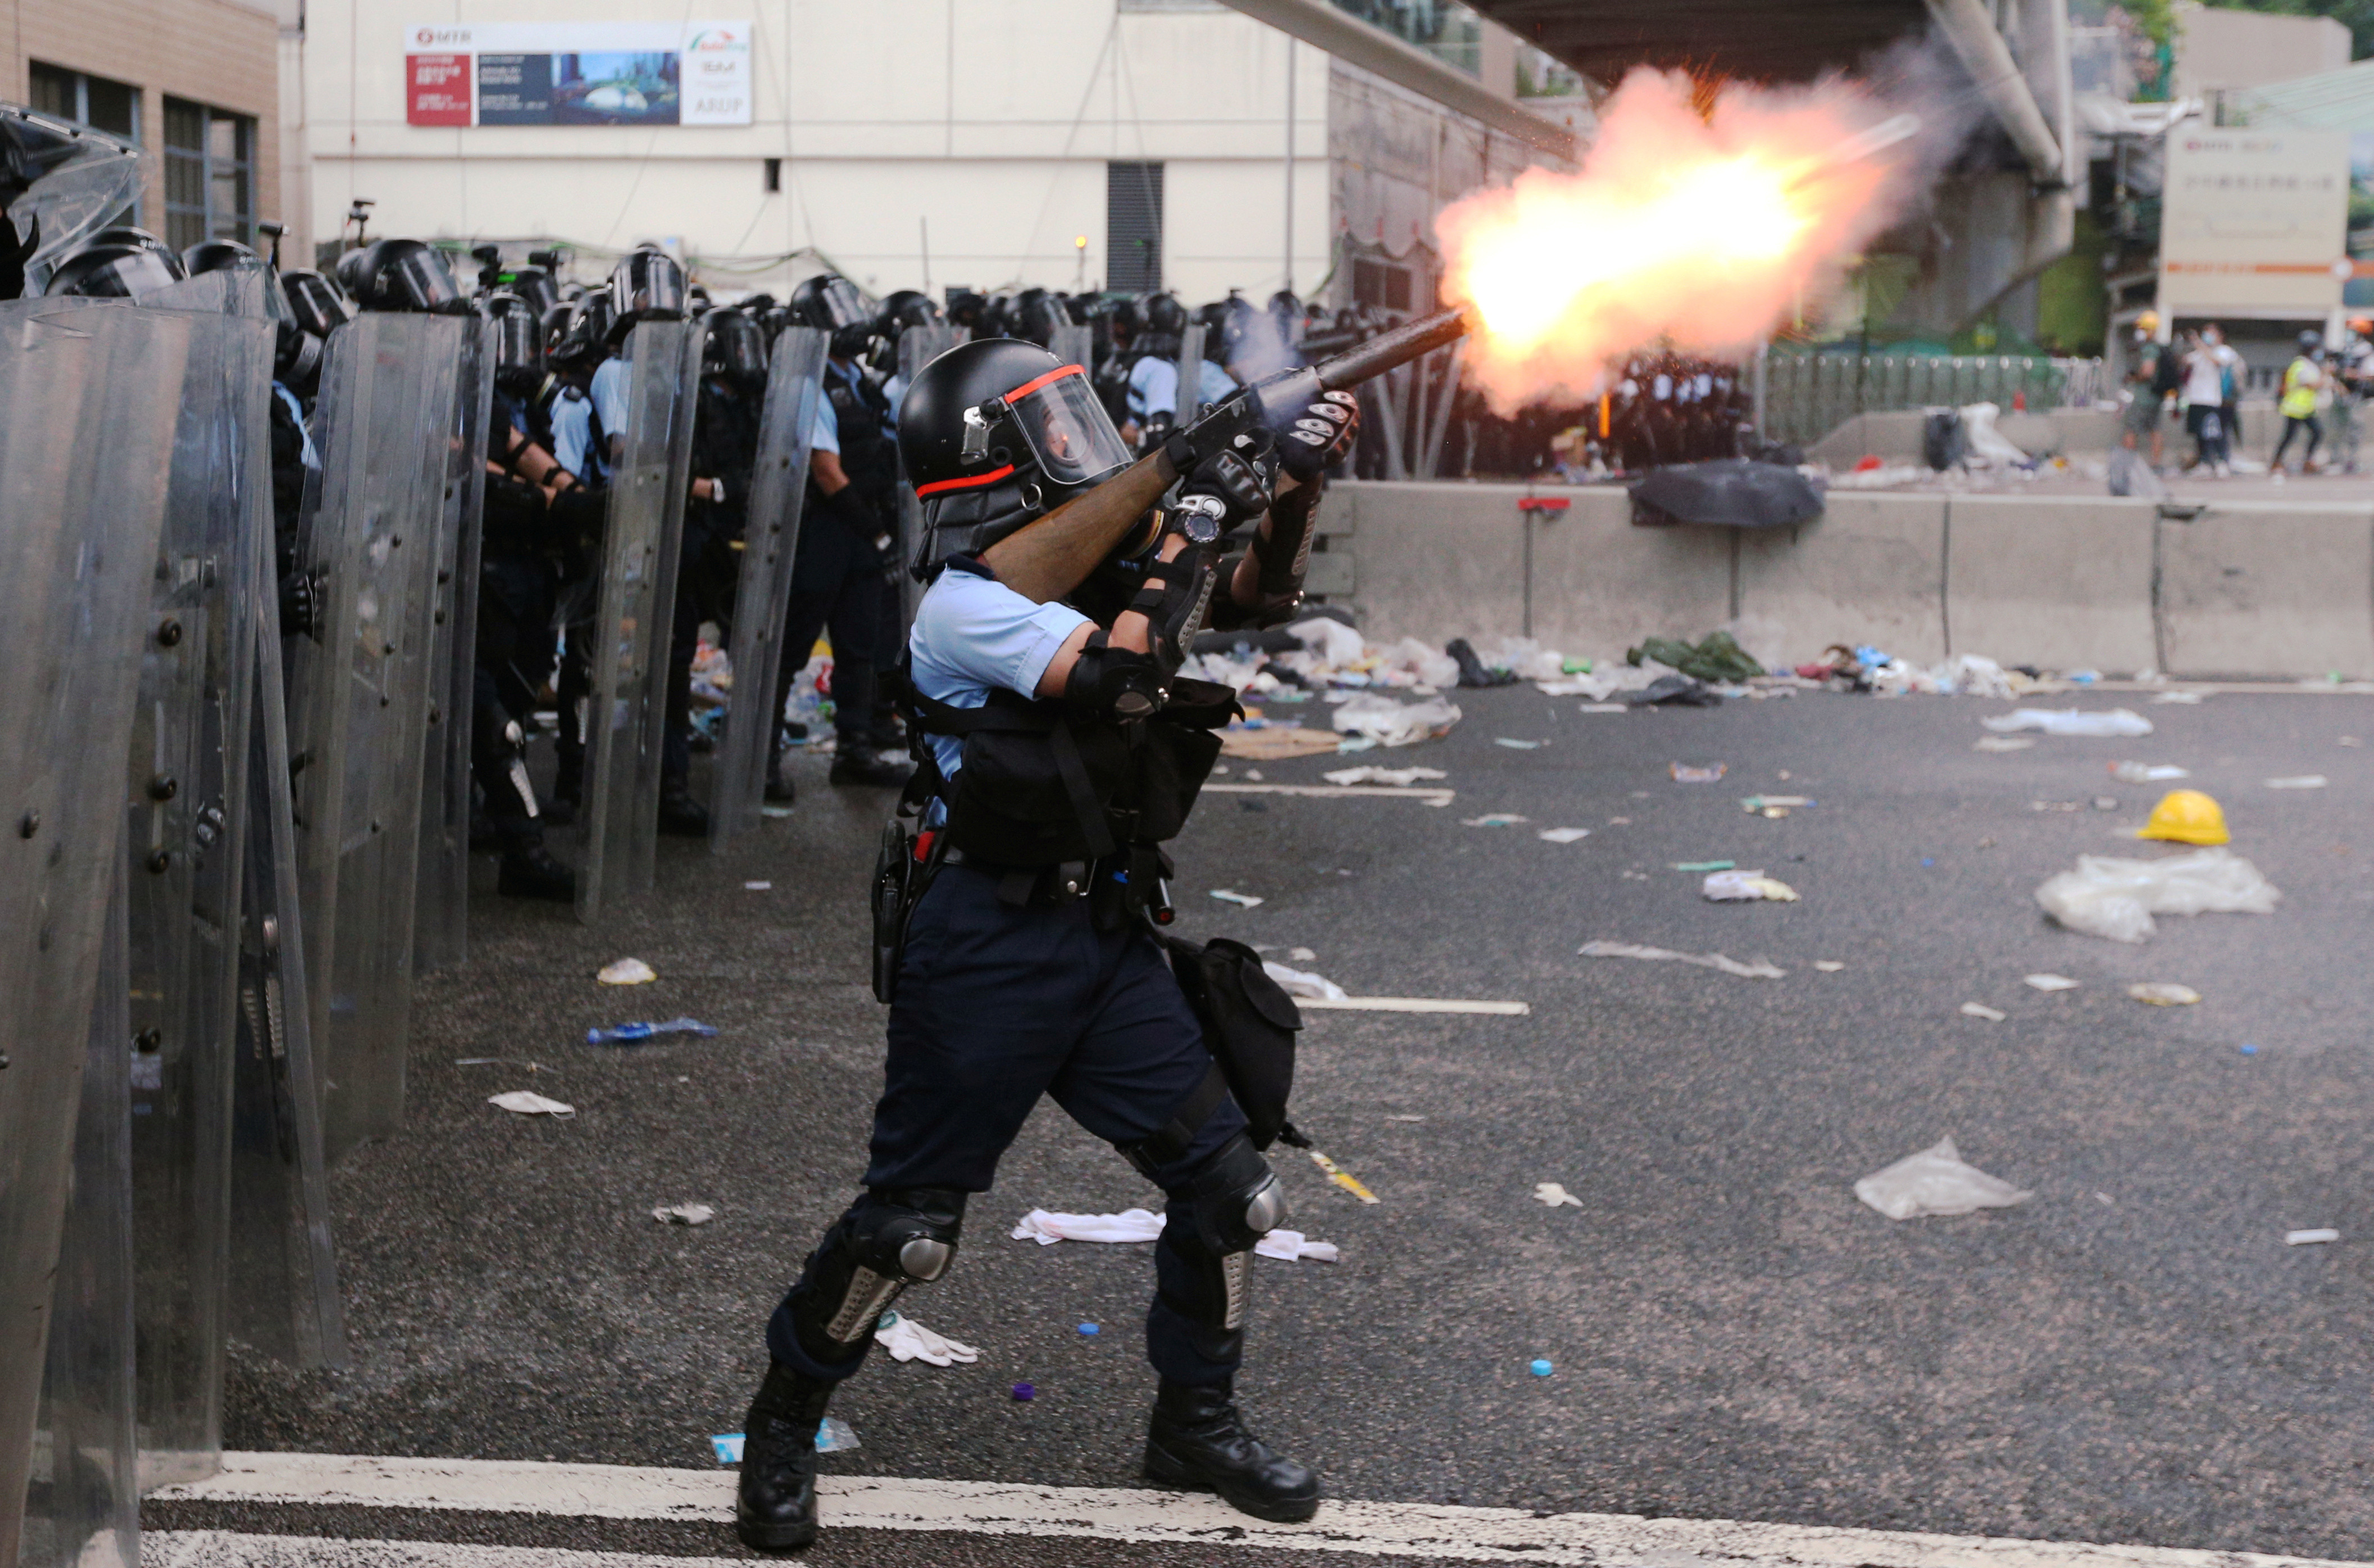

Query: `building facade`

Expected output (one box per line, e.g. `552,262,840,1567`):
8,0,282,255
288,0,1569,303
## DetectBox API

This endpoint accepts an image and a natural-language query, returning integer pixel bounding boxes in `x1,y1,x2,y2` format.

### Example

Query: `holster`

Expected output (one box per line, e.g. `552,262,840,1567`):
1161,935,1308,1151
871,818,945,1005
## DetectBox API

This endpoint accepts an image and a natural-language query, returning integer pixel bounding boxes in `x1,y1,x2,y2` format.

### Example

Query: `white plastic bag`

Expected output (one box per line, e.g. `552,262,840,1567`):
1855,1137,2033,1220
2033,847,2281,942
1472,635,1570,683
1374,636,1461,689
1287,616,1368,669
1261,961,1349,1001
1331,691,1461,747
1982,708,2153,737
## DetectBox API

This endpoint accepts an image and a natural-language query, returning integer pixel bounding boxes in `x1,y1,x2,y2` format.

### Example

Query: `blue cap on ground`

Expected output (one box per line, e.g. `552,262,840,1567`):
1011,1382,1035,1401
1530,1359,1554,1377
1078,1323,1099,1335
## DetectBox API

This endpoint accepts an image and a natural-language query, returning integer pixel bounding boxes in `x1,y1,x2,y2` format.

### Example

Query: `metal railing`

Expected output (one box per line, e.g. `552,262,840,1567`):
1757,352,2108,447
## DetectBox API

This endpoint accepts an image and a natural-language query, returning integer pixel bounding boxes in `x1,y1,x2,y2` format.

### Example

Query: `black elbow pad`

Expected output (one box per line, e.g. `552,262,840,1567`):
1063,633,1165,721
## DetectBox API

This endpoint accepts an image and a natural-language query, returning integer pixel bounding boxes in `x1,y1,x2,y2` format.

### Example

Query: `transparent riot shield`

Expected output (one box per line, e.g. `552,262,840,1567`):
414,320,494,974
0,300,187,1568
576,319,701,923
1049,323,1091,373
285,313,470,1164
708,326,826,851
121,277,274,1490
1177,324,1207,422
26,870,138,1568
225,537,345,1373
892,324,961,639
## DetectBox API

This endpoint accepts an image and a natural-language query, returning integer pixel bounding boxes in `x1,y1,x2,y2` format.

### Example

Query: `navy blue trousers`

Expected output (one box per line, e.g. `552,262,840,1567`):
767,862,1249,1387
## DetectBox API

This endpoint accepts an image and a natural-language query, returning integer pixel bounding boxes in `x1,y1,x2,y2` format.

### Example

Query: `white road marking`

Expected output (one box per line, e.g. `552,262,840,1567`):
147,1453,2371,1568
1299,996,1530,1015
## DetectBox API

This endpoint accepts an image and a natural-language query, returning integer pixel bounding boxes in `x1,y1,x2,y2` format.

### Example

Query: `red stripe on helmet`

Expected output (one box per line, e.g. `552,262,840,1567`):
1002,363,1088,403
915,462,1017,498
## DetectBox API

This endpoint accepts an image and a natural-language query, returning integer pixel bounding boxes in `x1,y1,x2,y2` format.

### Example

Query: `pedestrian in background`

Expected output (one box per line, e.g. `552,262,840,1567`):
2179,327,2232,477
2121,312,2166,463
2273,330,2326,475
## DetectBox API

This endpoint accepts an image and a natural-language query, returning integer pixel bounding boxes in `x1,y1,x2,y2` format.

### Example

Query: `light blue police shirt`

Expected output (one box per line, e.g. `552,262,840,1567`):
547,385,595,481
1127,356,1235,421
908,563,1089,782
589,355,629,453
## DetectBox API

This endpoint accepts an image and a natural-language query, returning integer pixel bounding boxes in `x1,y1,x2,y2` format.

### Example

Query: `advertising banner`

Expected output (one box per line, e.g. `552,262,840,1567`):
404,21,752,127
2158,127,2349,317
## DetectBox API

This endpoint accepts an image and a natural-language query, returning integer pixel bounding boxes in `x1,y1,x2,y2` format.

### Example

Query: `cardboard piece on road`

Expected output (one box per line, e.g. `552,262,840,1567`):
1220,725,1344,760
1298,996,1530,1015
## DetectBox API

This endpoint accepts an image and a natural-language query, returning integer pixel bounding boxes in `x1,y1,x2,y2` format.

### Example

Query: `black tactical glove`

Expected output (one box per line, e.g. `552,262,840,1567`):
1276,390,1359,480
1177,444,1273,532
279,569,325,640
1161,389,1261,478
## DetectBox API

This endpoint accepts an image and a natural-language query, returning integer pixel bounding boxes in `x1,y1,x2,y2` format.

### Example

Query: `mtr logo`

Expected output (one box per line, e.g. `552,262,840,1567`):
413,26,471,47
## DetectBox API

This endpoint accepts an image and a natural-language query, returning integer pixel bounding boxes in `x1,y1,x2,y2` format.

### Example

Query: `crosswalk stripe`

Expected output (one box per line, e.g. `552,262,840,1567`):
151,1453,2369,1568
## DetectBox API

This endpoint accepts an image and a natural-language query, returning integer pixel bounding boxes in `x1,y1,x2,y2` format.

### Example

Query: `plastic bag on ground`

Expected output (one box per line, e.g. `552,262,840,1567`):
1376,636,1461,689
1331,691,1461,746
2107,445,2167,499
1984,708,2153,737
2034,847,2281,942
1286,615,1368,669
1579,941,1785,979
1261,961,1349,1001
1471,635,1570,683
1855,1137,2034,1220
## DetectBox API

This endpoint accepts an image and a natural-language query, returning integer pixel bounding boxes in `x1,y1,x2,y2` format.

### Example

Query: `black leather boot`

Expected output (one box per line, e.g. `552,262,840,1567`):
496,842,575,902
735,1360,834,1551
657,786,710,837
1143,1380,1320,1523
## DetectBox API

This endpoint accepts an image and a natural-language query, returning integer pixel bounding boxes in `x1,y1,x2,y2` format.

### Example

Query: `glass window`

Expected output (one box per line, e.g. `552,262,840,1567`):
29,62,142,226
163,97,253,251
1325,0,1483,76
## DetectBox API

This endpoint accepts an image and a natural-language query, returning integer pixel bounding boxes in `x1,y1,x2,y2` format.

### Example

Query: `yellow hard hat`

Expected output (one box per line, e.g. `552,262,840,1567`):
2135,310,2161,334
2141,788,2228,846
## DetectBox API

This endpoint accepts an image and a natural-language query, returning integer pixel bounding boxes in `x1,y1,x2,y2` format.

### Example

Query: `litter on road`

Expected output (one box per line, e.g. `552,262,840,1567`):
2023,974,2080,991
1973,736,2036,753
2128,982,2202,1006
1982,708,2154,737
597,958,657,986
1959,1002,2007,1022
1261,961,1348,1001
1494,737,1545,750
650,1203,714,1226
709,1420,858,1465
1672,859,1736,872
1288,946,1317,961
488,1091,575,1117
2141,790,2229,846
1530,1359,1556,1377
1537,827,1591,844
1209,888,1265,908
1206,782,1456,805
1740,795,1813,813
2111,762,2190,783
1009,1384,1034,1402
2286,1229,2341,1246
1580,702,1630,713
1321,765,1447,787
1671,762,1728,782
1579,941,1785,979
587,1017,717,1045
1813,960,1845,972
1297,995,1531,1014
1010,1208,1340,1260
1461,813,1530,827
1331,691,1463,747
742,880,772,891
874,1310,980,1365
2035,847,2280,942
2266,775,2329,789
1534,1183,1585,1207
1855,1137,2035,1220
1703,869,1799,902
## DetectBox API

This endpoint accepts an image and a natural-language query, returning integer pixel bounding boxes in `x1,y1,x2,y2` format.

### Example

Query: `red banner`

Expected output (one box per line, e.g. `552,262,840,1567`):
407,54,471,126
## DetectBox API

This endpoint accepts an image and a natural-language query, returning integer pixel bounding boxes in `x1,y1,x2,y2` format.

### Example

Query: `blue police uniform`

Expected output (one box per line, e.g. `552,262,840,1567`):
1127,356,1236,423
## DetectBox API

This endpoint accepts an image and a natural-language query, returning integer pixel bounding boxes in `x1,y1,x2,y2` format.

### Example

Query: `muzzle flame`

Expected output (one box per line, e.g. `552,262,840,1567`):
1439,69,1919,411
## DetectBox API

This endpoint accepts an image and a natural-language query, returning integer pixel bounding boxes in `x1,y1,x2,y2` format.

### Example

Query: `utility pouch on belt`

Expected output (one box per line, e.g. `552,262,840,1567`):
1161,935,1308,1151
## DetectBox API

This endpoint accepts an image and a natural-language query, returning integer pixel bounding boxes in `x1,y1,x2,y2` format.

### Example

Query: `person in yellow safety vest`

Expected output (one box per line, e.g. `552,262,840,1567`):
2273,329,2327,474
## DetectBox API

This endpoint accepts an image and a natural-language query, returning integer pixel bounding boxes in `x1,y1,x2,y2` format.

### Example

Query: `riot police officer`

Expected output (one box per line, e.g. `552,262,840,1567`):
540,295,612,823
673,307,768,809
473,291,580,899
730,336,1361,1552
770,274,909,796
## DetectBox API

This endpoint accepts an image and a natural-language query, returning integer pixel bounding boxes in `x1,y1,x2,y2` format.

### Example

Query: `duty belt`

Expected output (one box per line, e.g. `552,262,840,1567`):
942,847,1102,907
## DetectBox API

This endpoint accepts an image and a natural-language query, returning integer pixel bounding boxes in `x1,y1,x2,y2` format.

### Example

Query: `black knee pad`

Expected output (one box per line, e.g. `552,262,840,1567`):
794,1187,967,1356
1181,1133,1286,1256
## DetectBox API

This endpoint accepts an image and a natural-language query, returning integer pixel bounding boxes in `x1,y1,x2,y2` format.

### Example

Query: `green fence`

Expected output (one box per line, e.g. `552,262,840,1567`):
1759,354,2106,447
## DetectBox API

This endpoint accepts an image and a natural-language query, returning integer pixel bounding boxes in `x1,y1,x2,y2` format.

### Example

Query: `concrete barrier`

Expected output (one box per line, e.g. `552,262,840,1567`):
1320,481,2374,677
1943,494,2159,674
2158,502,2374,677
1736,494,1949,666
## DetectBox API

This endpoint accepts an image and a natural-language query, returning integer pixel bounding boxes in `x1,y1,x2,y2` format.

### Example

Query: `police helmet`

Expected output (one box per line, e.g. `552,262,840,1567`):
945,289,988,330
181,237,262,277
703,307,768,390
281,268,355,340
550,295,612,367
1142,291,1187,338
898,336,1135,575
482,290,545,394
509,265,559,319
608,247,687,337
876,288,942,341
44,229,185,298
1012,288,1064,348
1105,294,1144,338
791,272,875,357
337,238,471,314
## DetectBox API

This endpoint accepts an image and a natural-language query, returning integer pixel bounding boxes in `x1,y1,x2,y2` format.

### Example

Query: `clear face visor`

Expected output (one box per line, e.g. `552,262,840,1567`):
815,277,870,331
1004,365,1131,487
283,274,352,338
51,249,180,299
614,252,686,320
708,317,766,381
388,247,467,313
491,310,543,377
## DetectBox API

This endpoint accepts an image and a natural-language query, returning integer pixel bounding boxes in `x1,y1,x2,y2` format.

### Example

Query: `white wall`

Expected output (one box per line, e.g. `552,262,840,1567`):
299,0,1335,298
2172,2,2353,99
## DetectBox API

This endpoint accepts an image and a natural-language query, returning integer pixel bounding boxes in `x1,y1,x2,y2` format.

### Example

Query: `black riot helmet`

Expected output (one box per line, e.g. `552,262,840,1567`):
976,290,1018,340
549,294,611,368
181,236,261,276
945,288,987,330
790,272,874,358
338,238,471,314
876,288,941,341
44,228,185,298
703,307,767,390
1012,288,1064,348
608,247,686,336
509,264,558,318
1141,291,1186,338
281,268,356,339
482,290,545,395
898,336,1135,575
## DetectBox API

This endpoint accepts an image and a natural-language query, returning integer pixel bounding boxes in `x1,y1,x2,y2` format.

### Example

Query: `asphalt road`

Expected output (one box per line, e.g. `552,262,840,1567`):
198,685,2374,1562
